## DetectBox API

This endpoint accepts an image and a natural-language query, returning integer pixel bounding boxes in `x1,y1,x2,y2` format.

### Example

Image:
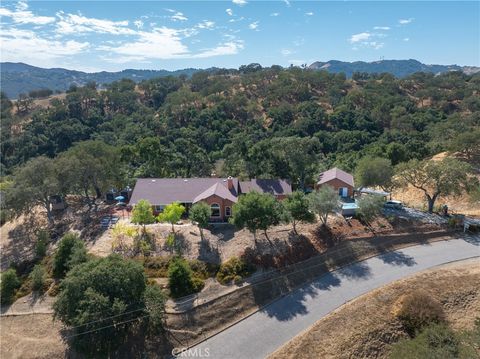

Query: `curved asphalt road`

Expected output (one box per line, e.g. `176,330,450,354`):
190,236,480,359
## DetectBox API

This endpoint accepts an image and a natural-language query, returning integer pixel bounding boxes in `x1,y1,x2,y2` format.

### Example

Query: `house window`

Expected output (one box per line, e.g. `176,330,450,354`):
225,206,231,217
211,203,220,217
155,205,165,212
338,188,348,197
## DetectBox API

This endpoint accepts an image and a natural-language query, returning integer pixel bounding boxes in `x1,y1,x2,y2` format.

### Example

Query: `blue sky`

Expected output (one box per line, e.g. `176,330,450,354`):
1,1,478,72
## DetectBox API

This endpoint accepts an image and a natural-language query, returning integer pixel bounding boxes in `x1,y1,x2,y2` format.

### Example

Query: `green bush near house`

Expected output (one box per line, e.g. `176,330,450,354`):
1,268,21,304
168,257,204,298
53,255,148,356
143,284,166,333
52,233,87,279
143,256,173,277
356,194,384,225
216,257,255,285
35,230,49,259
30,264,46,292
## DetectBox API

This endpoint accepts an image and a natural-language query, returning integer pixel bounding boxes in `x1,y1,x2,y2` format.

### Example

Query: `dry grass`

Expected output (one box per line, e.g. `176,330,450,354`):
0,314,67,359
269,258,480,359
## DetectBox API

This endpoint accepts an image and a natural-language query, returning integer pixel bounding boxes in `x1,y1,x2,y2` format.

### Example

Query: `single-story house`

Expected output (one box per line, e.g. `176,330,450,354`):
129,177,292,222
316,167,354,198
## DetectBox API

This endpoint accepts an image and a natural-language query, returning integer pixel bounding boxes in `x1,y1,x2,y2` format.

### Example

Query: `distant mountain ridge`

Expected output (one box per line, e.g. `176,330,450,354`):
0,62,204,99
308,59,479,78
1,60,479,98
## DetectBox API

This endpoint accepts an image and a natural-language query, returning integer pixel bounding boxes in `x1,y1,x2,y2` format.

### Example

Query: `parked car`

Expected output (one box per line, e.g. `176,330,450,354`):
384,200,403,209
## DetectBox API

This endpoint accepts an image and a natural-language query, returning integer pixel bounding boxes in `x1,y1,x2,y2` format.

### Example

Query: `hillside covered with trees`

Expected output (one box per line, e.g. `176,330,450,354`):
1,65,479,201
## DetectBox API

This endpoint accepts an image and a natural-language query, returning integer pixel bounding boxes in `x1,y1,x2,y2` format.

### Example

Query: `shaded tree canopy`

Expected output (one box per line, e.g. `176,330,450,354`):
308,186,341,226
53,255,150,356
283,191,316,233
231,191,281,243
395,158,477,213
355,156,394,191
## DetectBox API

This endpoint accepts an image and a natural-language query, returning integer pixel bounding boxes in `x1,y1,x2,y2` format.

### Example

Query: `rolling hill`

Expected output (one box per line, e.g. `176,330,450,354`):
1,59,479,99
308,59,479,78
0,63,203,99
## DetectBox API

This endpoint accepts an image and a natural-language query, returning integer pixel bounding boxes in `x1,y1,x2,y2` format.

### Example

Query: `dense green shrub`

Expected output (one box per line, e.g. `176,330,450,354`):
35,230,49,259
143,256,173,277
189,259,219,279
30,264,46,292
53,255,147,356
216,257,254,284
393,291,445,335
1,268,21,304
356,194,384,224
168,258,203,298
52,233,87,278
390,324,460,359
144,284,166,333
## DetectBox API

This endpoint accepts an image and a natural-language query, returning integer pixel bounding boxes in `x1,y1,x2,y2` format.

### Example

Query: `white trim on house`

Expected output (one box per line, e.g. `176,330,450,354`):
210,203,221,217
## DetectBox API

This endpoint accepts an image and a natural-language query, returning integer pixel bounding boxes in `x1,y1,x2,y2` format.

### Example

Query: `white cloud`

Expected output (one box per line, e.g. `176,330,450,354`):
100,27,188,60
192,40,244,58
374,26,390,30
248,21,259,30
0,1,55,25
403,37,410,42
270,12,280,17
16,1,28,11
0,2,244,67
171,12,188,22
349,32,371,43
305,12,314,16
197,20,215,29
229,16,245,23
232,0,247,6
399,18,414,25
0,27,89,66
56,12,136,35
226,8,233,16
283,0,291,7
164,8,188,22
99,26,244,61
349,32,384,49
281,49,294,56
368,41,384,49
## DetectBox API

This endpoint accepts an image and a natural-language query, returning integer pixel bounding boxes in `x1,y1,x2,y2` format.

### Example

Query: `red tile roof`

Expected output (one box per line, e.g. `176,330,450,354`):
317,168,354,187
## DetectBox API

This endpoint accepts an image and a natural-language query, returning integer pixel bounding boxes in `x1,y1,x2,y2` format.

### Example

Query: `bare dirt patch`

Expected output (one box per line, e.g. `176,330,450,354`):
0,314,67,359
269,258,480,359
89,213,438,266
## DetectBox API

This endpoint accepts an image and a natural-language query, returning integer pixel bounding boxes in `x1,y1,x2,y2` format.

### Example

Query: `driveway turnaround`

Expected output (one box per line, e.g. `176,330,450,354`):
190,236,480,359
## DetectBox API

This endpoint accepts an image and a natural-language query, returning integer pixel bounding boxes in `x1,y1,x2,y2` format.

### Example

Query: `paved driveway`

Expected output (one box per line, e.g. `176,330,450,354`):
190,235,480,359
